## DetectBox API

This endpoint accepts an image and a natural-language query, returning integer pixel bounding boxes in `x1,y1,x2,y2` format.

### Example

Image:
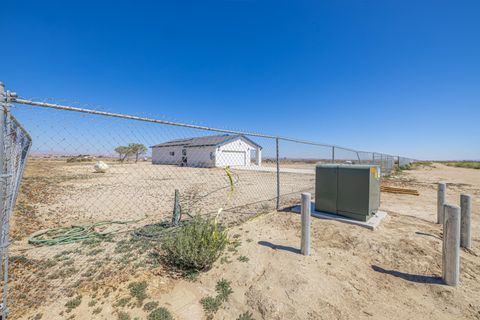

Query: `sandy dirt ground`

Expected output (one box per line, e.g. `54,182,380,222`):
7,162,480,320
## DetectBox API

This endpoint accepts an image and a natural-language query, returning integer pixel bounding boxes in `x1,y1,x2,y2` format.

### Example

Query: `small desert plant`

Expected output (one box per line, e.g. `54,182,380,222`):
215,279,233,302
238,255,249,262
200,279,233,317
92,307,102,315
143,301,159,311
65,295,82,312
237,311,255,320
128,281,148,303
115,297,131,307
200,296,222,314
162,217,228,271
148,307,173,320
117,311,131,320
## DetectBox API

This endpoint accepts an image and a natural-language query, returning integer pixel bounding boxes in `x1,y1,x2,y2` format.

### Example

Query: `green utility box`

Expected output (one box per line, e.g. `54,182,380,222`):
315,164,381,222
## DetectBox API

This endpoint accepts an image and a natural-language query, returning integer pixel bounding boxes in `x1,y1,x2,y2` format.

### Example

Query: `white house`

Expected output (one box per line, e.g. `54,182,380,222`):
151,134,262,168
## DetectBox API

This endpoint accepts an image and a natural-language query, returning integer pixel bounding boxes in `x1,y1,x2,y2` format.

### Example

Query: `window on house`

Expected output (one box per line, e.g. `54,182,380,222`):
169,151,175,156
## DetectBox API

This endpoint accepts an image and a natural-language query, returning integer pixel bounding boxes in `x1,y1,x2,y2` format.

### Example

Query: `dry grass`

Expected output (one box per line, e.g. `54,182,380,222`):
444,161,480,170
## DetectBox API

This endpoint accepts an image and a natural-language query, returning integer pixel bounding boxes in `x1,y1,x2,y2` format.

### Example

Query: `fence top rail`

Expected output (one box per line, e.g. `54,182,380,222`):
1,81,411,158
9,96,361,152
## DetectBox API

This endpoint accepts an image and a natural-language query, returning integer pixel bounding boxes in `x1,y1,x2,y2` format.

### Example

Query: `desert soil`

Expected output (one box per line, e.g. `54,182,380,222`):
7,162,480,320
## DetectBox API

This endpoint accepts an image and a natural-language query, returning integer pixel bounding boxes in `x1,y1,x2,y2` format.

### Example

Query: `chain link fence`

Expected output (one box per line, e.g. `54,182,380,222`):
0,82,416,318
0,104,32,318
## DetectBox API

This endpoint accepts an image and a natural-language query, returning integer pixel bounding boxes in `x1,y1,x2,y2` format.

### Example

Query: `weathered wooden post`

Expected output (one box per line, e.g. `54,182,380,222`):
437,182,446,224
171,189,181,226
301,193,311,256
460,194,472,249
442,204,461,286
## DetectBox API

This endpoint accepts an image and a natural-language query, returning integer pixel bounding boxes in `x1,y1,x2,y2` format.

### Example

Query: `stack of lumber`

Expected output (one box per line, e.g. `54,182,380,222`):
380,185,419,196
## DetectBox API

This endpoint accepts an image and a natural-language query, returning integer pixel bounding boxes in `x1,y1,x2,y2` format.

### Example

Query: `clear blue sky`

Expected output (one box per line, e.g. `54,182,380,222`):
2,1,479,160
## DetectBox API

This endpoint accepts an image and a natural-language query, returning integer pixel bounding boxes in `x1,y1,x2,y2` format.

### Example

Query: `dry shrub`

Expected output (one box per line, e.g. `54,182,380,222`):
162,217,228,271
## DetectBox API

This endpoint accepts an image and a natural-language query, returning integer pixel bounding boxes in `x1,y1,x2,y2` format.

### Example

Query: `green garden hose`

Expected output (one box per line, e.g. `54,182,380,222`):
28,220,134,246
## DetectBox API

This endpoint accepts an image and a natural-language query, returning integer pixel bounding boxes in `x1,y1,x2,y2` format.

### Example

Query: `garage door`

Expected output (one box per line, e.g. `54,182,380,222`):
220,151,246,166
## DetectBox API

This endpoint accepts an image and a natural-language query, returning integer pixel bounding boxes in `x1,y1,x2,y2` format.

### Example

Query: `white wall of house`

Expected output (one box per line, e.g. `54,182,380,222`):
152,145,216,167
152,136,262,167
152,146,183,165
216,138,258,167
184,146,216,167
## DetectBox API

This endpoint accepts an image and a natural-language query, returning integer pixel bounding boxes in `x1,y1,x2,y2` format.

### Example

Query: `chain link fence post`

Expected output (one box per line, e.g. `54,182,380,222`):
0,82,33,319
0,83,7,319
276,137,280,210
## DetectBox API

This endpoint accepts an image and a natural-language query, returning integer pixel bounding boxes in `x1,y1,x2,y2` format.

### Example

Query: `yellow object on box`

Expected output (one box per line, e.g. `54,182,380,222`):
371,167,380,179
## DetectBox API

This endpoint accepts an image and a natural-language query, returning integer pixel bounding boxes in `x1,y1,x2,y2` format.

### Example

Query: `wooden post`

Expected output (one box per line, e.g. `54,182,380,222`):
460,194,472,249
301,193,311,256
442,204,461,286
171,189,181,226
437,182,446,224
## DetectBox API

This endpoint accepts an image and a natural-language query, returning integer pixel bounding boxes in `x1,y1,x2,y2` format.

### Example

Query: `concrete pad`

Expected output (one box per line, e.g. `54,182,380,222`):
290,202,387,230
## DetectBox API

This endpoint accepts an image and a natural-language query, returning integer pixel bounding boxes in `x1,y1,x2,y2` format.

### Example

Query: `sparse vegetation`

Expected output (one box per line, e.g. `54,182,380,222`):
117,311,131,320
128,281,148,303
65,295,82,313
216,279,233,302
143,301,159,311
238,255,249,262
200,279,233,318
444,161,480,170
115,297,131,308
147,307,173,320
200,296,222,315
162,217,228,271
184,270,199,282
92,307,102,315
237,311,255,320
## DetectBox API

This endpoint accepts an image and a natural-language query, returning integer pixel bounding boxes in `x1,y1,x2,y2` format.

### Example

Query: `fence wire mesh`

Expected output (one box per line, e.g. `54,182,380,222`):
0,86,417,318
0,107,32,318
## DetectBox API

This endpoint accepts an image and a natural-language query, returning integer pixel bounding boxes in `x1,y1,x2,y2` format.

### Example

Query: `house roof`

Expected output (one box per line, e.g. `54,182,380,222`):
151,134,262,149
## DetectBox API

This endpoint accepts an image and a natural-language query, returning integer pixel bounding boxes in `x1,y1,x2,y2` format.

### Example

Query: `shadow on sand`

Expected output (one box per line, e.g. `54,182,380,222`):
372,265,443,284
415,231,442,240
258,241,301,254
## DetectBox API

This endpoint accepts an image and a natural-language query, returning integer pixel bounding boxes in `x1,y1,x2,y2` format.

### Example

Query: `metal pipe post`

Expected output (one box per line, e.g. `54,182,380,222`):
301,192,311,256
460,194,472,249
331,146,335,163
442,204,461,286
276,137,280,210
437,182,446,224
0,82,6,317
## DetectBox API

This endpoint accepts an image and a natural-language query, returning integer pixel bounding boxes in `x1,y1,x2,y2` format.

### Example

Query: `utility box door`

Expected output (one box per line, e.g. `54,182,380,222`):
337,166,370,220
314,164,338,214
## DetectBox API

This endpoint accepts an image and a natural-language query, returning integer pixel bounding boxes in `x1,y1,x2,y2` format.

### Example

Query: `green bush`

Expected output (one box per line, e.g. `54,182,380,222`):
148,307,173,320
162,217,228,271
